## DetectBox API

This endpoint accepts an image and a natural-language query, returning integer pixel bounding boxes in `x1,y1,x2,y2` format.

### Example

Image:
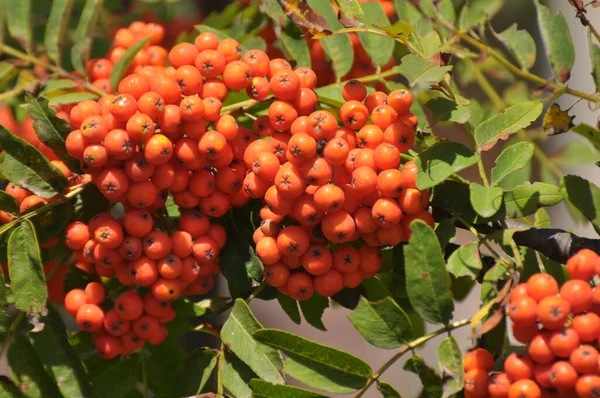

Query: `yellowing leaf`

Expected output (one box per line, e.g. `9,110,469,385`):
278,0,331,36
380,20,414,41
543,103,575,135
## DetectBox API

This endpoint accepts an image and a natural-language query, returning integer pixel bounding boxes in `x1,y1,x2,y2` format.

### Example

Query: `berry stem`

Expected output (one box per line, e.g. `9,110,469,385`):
354,317,471,398
1,44,108,97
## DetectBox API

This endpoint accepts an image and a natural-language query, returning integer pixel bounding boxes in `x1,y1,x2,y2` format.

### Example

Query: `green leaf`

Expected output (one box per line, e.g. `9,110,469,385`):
572,124,600,152
299,292,328,331
222,351,255,398
277,291,301,324
172,349,218,396
335,0,363,23
245,246,264,281
491,142,534,186
540,254,567,285
396,54,452,87
378,381,401,397
280,20,312,67
425,98,471,124
534,2,575,82
0,379,20,397
220,299,284,383
44,0,75,66
404,355,443,398
9,335,62,397
0,62,18,90
521,246,540,280
6,0,32,53
458,0,503,29
496,24,536,70
437,336,464,398
7,220,46,314
469,183,503,218
347,297,413,349
308,0,354,78
380,20,414,41
110,36,151,90
394,0,432,36
432,180,499,224
534,208,551,228
47,91,101,106
194,24,232,41
415,141,479,190
357,2,394,67
0,117,67,199
555,139,599,169
70,0,104,73
474,101,543,152
31,201,72,244
254,329,372,394
404,220,454,325
447,242,482,279
91,356,138,398
29,306,96,397
250,379,328,398
24,94,81,173
435,219,456,251
504,182,563,218
563,174,600,235
590,38,600,91
0,191,18,215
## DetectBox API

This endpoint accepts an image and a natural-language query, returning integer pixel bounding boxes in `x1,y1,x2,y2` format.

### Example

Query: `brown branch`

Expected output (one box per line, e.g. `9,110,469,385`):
568,0,600,44
512,228,600,264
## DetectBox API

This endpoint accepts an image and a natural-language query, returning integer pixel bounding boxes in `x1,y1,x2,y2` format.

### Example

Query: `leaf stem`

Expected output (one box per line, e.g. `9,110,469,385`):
455,216,501,259
217,344,225,397
354,318,471,398
0,311,25,358
1,45,107,97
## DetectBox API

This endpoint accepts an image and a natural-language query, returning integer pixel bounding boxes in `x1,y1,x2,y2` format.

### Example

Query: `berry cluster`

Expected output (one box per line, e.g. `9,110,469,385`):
464,249,600,398
63,208,222,358
246,79,432,301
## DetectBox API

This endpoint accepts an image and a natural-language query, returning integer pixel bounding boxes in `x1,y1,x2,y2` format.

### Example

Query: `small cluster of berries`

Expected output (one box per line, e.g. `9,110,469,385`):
464,249,600,398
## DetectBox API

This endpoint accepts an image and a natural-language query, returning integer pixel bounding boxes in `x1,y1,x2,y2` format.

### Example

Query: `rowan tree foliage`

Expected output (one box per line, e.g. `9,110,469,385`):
0,0,600,397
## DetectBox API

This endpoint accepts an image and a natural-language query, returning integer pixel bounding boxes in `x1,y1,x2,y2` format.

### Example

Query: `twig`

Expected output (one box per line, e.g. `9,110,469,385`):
455,216,502,259
568,0,600,44
0,312,25,358
354,318,471,398
512,227,600,263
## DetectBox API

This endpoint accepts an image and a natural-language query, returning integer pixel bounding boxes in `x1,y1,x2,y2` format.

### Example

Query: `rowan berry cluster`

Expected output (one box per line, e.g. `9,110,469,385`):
62,208,222,358
464,249,600,398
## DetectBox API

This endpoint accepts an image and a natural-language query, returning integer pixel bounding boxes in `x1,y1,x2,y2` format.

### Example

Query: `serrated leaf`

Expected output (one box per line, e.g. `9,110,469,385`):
394,0,432,36
9,335,62,397
70,0,104,73
277,292,301,324
425,98,471,124
261,0,286,25
24,94,81,173
572,124,600,152
222,351,256,398
590,36,600,91
504,182,563,218
535,2,575,82
543,103,574,135
29,306,96,397
0,125,67,198
503,81,532,106
415,141,479,190
396,54,452,87
347,297,413,349
520,245,540,280
438,336,464,398
172,349,218,396
47,91,100,106
534,208,551,228
496,23,536,69
474,101,543,152
563,174,600,234
308,0,353,79
220,299,284,384
458,0,503,29
254,329,372,394
299,292,328,331
91,356,138,398
245,246,264,281
45,0,75,66
554,139,599,169
109,36,151,90
435,219,456,251
491,141,534,186
470,183,503,218
335,0,363,27
31,201,72,244
194,24,232,42
447,242,482,279
280,20,312,67
0,191,18,215
6,0,32,53
251,379,328,398
404,220,454,325
8,220,46,314
432,180,499,224
404,355,443,398
540,254,567,285
280,0,331,36
357,3,395,66
378,381,401,397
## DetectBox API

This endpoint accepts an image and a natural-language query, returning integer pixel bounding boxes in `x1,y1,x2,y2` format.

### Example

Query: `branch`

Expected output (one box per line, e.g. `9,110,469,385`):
568,0,600,44
512,227,600,264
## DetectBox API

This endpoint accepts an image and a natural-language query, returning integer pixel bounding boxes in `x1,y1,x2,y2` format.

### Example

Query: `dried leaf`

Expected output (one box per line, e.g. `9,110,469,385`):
543,103,575,135
471,273,516,338
278,0,331,36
